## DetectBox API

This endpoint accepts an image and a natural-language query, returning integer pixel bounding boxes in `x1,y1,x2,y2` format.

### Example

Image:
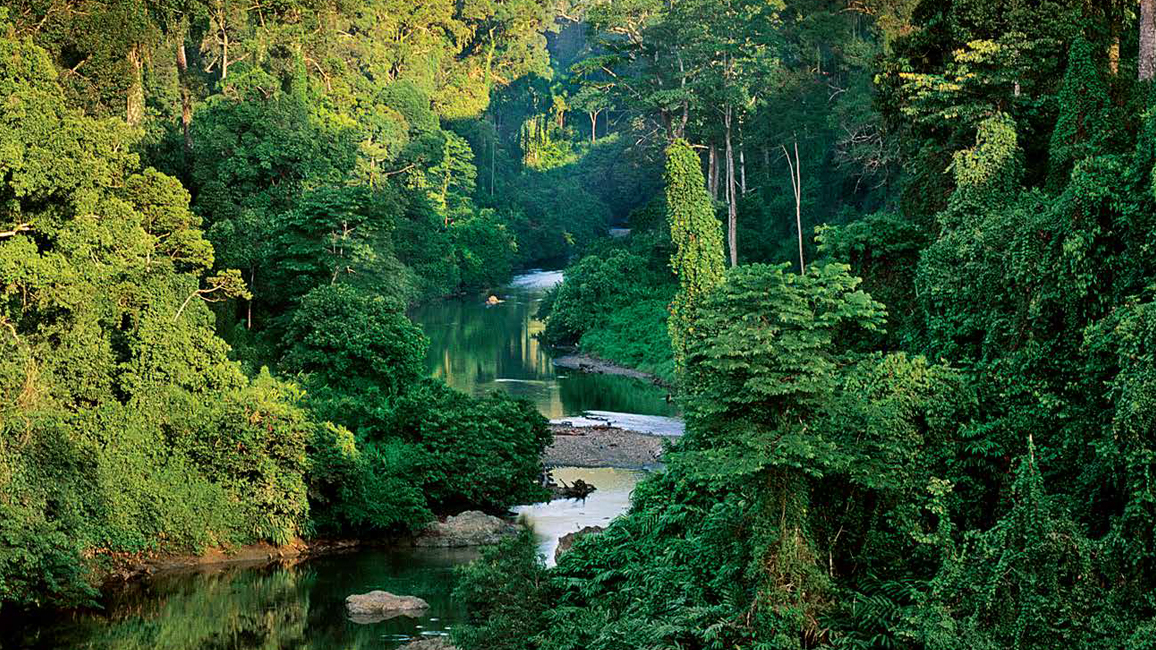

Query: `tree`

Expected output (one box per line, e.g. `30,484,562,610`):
664,139,725,373
1142,0,1155,81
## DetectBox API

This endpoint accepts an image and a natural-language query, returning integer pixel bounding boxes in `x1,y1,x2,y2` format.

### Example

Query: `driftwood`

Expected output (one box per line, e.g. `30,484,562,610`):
542,471,597,500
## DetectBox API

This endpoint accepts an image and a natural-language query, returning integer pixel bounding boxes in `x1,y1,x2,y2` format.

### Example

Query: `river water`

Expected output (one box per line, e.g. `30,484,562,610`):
410,269,678,421
5,271,669,650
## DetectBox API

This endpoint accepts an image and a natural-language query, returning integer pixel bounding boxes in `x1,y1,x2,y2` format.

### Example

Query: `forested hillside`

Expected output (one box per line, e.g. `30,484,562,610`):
5,0,1156,647
463,1,1156,648
0,0,629,610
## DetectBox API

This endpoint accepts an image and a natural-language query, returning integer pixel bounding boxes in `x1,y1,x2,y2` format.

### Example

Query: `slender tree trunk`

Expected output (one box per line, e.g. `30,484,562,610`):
590,111,597,143
1109,15,1120,77
739,146,747,195
1142,0,1156,81
176,40,192,152
127,46,144,126
247,266,255,329
725,106,738,268
219,4,230,82
782,140,804,275
708,144,719,200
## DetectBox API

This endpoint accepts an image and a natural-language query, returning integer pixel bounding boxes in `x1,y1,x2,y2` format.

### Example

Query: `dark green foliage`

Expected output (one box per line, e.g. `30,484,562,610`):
912,446,1101,649
282,284,427,397
389,381,552,510
453,530,551,650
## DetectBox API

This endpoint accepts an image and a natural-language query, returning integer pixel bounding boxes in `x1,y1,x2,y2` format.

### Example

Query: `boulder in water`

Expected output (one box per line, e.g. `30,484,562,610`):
345,590,429,623
415,511,517,547
555,525,605,563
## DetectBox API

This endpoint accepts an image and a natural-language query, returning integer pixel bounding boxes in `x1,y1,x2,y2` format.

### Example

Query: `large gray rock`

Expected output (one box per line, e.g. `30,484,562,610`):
345,590,429,624
554,525,604,563
415,511,517,547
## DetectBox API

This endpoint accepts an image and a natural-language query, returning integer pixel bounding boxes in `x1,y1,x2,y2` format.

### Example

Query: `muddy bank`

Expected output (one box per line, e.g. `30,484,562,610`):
545,423,668,469
102,538,362,585
552,353,671,388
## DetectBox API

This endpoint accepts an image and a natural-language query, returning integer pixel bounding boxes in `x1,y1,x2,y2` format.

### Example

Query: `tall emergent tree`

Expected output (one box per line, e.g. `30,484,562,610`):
665,139,725,373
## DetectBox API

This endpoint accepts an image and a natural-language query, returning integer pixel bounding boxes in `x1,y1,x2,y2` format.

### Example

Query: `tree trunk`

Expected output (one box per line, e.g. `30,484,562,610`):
739,145,747,195
782,140,805,275
219,4,230,82
127,46,144,126
1142,0,1155,81
708,144,719,200
176,40,192,152
589,111,598,144
725,106,738,268
247,266,255,329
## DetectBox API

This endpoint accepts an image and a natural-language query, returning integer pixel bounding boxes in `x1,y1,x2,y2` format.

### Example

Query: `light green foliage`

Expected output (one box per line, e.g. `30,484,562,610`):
0,21,316,608
665,139,725,373
539,235,676,381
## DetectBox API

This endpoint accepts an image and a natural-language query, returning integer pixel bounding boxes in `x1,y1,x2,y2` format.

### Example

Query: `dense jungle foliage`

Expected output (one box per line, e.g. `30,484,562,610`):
0,0,631,611
473,0,1156,648
6,0,1156,647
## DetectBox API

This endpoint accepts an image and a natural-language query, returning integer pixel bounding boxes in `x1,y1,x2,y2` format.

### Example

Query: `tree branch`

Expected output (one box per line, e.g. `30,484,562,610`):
0,224,32,239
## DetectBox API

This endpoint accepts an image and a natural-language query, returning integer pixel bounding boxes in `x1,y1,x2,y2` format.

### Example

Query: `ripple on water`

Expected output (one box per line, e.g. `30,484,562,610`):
506,269,564,290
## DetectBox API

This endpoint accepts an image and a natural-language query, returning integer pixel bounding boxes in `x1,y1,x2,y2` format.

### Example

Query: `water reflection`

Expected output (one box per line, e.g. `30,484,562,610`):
410,270,677,419
4,548,476,650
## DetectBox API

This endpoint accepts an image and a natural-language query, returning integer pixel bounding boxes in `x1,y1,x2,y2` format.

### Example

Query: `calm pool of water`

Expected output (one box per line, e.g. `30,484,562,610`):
410,270,678,420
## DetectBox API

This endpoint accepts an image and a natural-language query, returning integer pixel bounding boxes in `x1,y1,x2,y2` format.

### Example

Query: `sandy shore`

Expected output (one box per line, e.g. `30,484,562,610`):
544,423,669,469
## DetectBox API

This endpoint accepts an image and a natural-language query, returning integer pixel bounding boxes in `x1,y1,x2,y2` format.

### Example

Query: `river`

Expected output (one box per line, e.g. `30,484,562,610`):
5,271,669,649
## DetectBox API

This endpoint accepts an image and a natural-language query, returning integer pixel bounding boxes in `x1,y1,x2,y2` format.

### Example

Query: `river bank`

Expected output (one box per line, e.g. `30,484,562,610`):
552,352,672,388
545,422,668,468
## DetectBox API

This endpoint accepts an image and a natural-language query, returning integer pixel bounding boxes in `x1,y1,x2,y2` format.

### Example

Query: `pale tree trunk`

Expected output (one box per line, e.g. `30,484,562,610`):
247,266,255,329
708,144,719,200
725,105,738,268
739,146,747,195
1142,0,1156,81
176,40,192,151
127,46,144,126
1109,11,1120,77
782,140,804,275
589,111,597,143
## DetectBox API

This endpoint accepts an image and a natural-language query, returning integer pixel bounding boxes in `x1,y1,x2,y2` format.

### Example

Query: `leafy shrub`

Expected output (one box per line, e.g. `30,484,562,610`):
578,297,676,382
453,530,551,650
282,284,428,396
389,381,551,510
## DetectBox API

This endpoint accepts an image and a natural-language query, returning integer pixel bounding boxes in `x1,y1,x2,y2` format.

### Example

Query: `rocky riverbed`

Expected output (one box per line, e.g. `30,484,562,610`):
544,423,667,469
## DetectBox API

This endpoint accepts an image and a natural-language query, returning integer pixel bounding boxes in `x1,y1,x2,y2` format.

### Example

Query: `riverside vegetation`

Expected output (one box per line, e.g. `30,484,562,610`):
4,1,1156,649
460,1,1156,649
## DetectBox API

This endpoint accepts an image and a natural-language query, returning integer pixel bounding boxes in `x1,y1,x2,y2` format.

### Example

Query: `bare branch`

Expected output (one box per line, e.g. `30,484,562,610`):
0,224,32,239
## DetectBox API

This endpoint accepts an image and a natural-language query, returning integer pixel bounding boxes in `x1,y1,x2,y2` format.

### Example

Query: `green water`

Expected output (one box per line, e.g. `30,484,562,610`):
4,547,475,650
410,270,677,420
